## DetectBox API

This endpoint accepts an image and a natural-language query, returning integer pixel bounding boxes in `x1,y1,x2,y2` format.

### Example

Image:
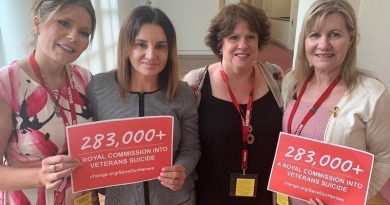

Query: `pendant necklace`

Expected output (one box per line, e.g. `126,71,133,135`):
40,69,62,116
52,89,61,116
29,52,64,116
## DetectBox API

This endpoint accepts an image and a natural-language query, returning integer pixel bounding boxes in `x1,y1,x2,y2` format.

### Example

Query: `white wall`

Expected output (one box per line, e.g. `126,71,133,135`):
0,28,5,66
0,0,32,65
225,0,240,6
116,0,218,55
291,0,315,68
293,0,390,88
153,0,219,55
117,0,143,24
270,18,290,48
356,0,390,88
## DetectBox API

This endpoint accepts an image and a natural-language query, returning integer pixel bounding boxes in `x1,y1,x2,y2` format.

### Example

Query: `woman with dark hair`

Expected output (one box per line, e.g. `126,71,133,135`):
0,0,97,204
87,6,200,205
184,3,283,205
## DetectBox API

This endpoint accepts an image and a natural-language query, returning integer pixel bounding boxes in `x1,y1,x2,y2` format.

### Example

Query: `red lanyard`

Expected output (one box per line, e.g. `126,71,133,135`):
287,72,341,135
220,66,255,173
29,51,77,127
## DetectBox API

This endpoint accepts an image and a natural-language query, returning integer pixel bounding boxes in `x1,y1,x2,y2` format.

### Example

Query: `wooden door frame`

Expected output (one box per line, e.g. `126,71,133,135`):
241,0,253,4
219,0,225,9
219,0,257,9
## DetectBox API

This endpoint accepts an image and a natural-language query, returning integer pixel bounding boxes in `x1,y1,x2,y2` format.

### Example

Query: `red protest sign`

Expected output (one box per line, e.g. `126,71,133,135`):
268,132,373,205
66,116,173,193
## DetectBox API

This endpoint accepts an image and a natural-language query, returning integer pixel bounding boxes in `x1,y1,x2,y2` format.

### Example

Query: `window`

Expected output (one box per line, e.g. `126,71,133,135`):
76,0,120,74
0,27,5,66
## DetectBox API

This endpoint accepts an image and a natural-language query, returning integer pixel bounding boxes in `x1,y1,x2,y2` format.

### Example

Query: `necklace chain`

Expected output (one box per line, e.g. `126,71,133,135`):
38,66,66,114
29,51,77,126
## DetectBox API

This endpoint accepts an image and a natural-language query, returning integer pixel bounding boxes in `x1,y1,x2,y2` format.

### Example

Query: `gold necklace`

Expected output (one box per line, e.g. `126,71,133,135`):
29,51,68,117
53,89,61,116
40,68,66,116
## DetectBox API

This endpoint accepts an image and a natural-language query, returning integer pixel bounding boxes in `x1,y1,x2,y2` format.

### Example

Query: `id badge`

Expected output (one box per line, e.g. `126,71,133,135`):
277,193,289,205
73,192,93,205
229,173,258,197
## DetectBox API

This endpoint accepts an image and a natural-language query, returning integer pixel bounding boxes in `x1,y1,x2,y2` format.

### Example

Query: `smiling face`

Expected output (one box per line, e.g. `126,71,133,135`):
220,19,259,73
34,4,92,66
129,23,169,81
305,13,351,74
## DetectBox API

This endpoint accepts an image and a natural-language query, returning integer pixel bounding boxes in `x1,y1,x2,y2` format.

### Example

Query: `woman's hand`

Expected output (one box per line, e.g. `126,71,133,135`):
157,165,187,191
307,198,325,205
39,155,81,190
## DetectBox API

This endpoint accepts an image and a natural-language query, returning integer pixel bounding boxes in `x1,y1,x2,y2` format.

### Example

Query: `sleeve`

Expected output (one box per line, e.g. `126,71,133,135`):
263,61,284,86
72,64,92,93
182,67,207,106
0,65,15,107
76,64,92,83
182,67,207,92
182,68,200,89
259,62,284,109
173,82,201,174
366,86,390,198
0,66,14,163
86,75,98,121
281,70,294,108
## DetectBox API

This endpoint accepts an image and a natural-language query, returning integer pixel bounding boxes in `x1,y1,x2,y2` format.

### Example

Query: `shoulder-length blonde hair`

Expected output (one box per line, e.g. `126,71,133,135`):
293,0,369,93
116,6,178,100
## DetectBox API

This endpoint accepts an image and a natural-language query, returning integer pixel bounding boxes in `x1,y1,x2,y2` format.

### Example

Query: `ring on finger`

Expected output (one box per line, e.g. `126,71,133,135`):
49,164,56,173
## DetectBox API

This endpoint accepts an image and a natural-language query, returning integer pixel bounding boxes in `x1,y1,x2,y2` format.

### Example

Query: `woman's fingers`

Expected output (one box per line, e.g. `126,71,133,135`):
157,165,187,191
43,155,81,171
45,177,64,190
307,198,325,205
40,155,81,189
314,198,325,205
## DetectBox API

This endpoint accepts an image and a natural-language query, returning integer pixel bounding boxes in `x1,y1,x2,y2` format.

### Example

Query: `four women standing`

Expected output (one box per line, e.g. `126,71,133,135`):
1,1,390,205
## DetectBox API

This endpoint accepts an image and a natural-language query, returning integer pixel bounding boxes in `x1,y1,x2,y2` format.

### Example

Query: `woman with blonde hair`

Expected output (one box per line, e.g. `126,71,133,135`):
0,0,97,204
281,0,390,204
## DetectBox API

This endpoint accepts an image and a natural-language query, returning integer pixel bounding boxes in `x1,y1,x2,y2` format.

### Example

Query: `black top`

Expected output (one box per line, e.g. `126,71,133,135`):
196,70,282,205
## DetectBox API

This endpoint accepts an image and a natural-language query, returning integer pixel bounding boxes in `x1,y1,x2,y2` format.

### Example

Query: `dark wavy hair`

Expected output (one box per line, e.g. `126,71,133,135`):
205,3,271,60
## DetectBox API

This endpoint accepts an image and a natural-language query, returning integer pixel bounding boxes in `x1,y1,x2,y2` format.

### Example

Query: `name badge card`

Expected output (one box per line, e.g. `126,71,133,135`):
267,132,373,205
66,116,173,193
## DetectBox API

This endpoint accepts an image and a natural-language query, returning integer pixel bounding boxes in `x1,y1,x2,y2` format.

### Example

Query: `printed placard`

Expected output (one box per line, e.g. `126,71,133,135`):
268,132,373,205
66,116,173,193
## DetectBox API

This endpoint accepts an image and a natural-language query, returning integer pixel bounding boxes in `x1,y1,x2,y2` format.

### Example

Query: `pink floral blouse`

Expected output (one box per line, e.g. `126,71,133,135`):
0,62,92,205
